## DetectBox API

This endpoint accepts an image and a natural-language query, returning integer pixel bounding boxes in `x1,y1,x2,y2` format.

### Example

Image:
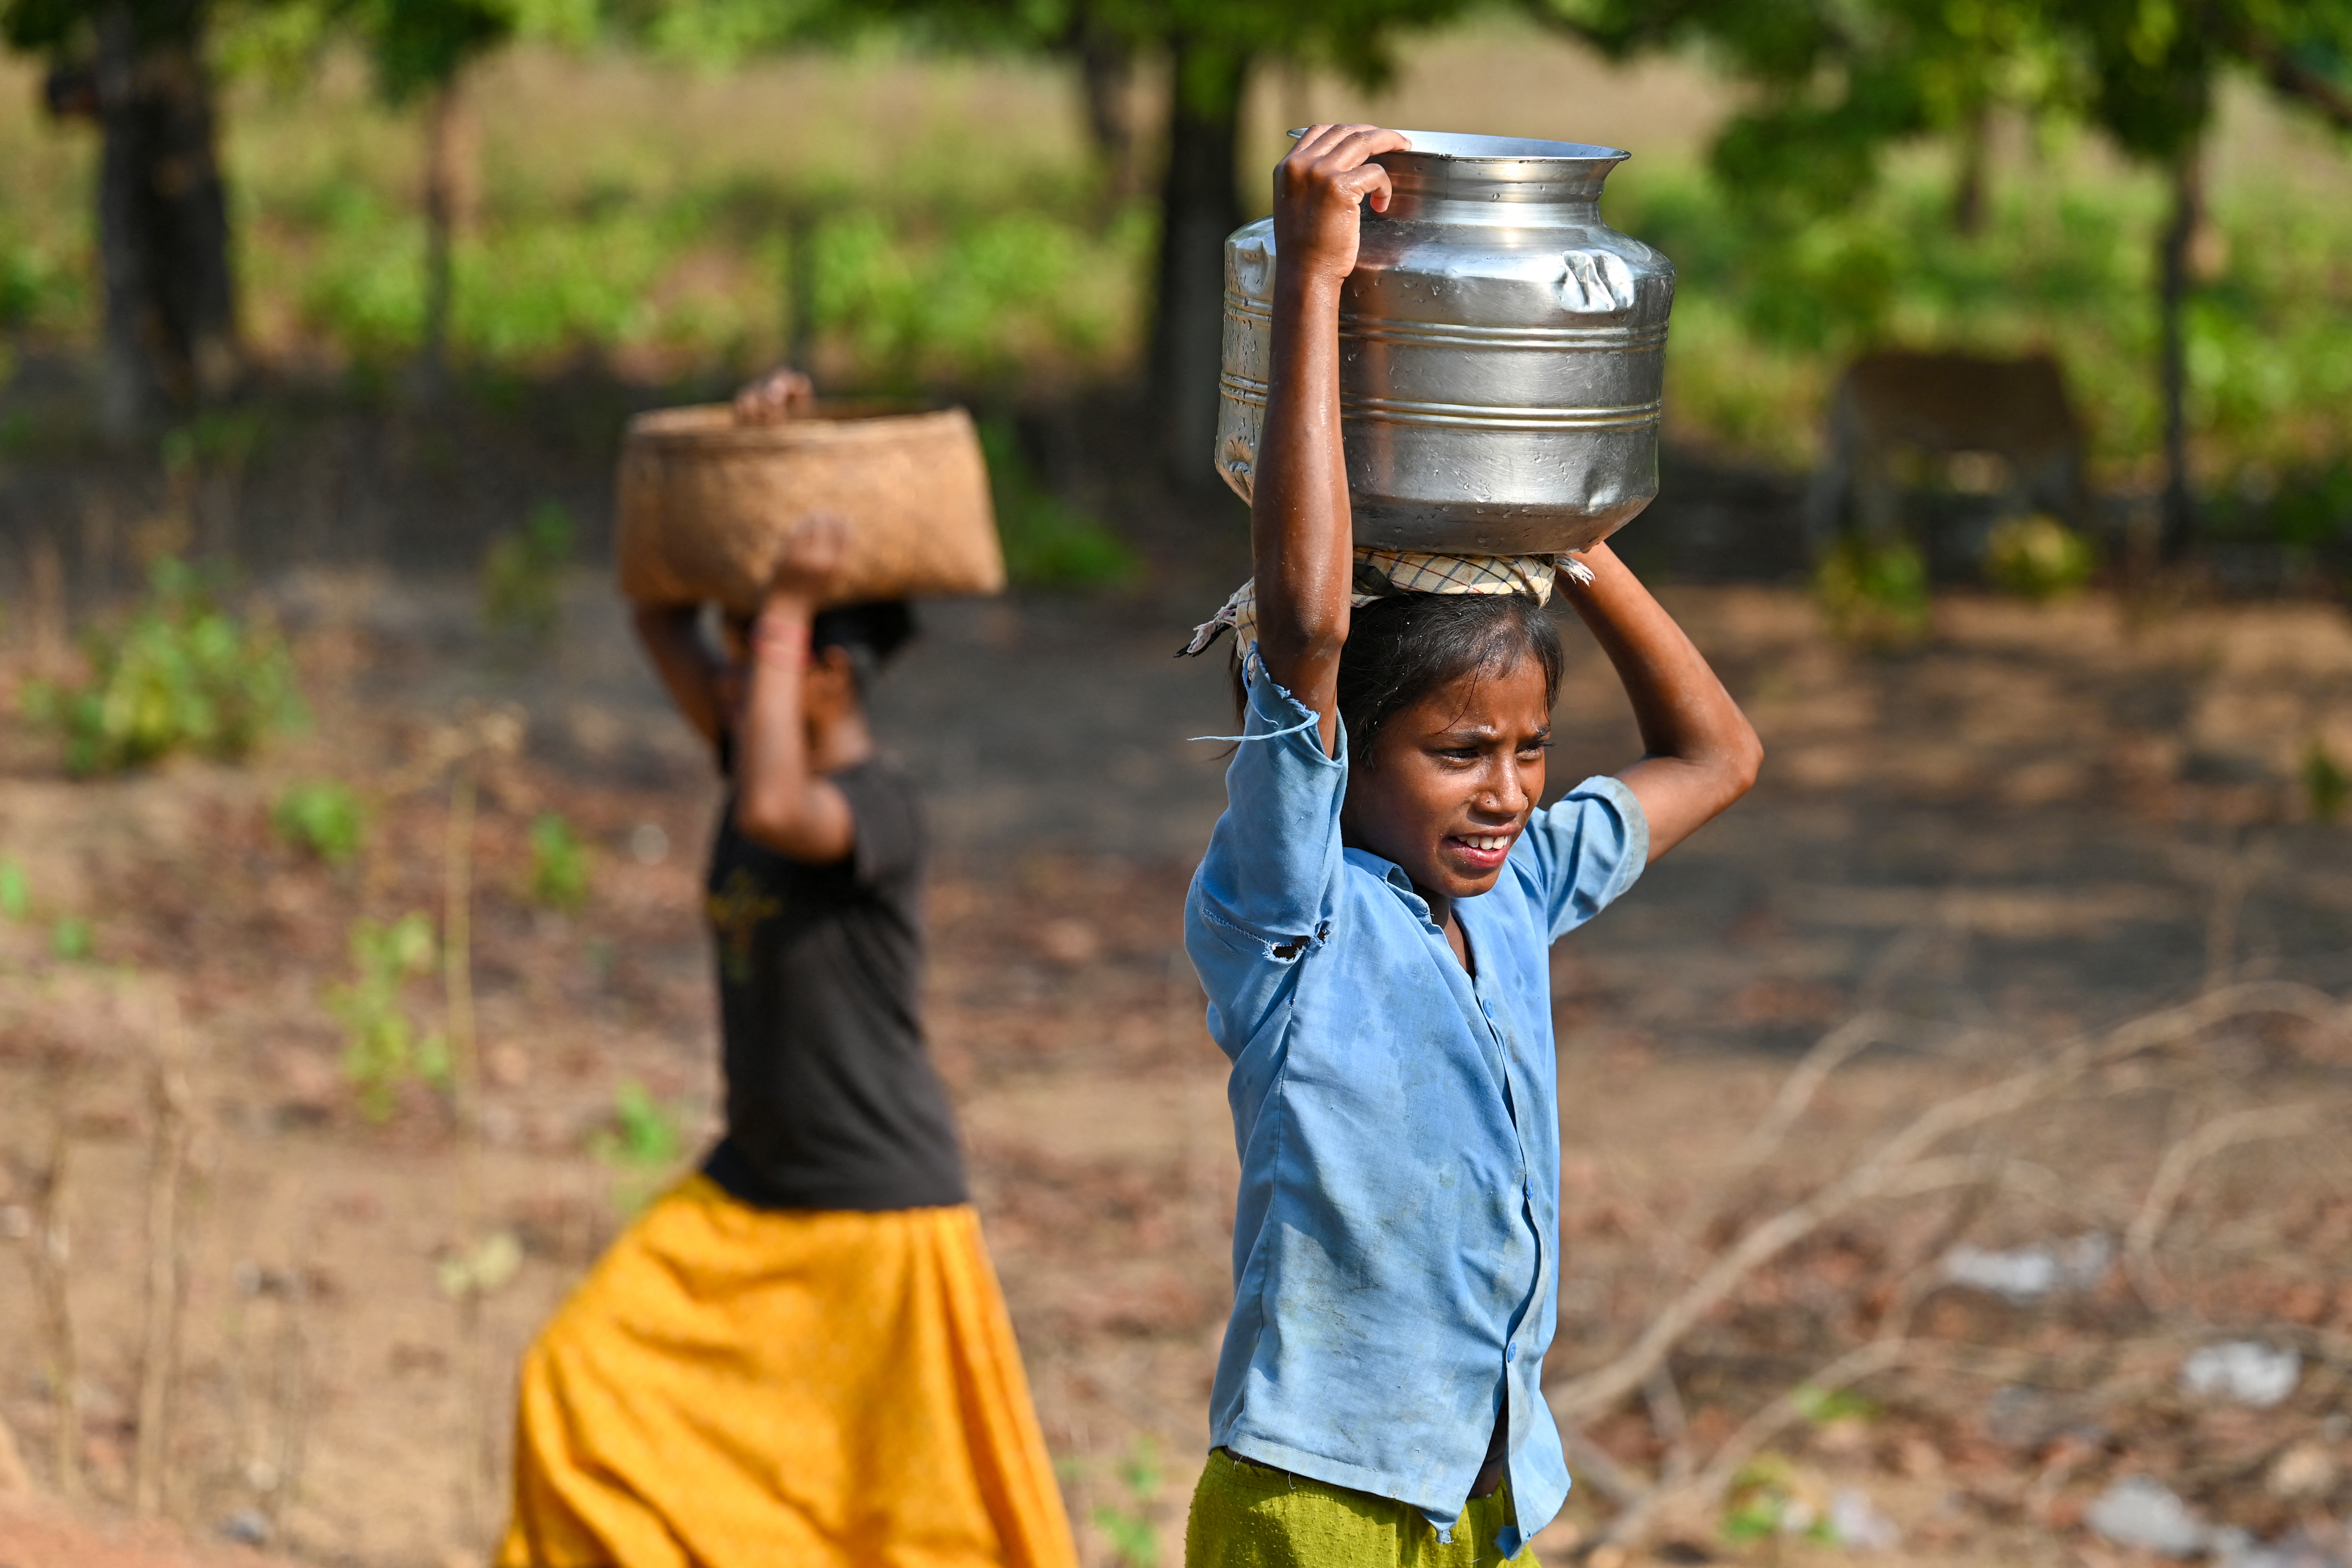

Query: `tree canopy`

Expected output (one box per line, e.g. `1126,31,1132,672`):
1532,0,2352,221
1531,0,2352,550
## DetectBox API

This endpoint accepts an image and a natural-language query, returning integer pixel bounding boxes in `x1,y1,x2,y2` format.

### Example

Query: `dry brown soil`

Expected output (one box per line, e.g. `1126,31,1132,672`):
1,574,2349,1568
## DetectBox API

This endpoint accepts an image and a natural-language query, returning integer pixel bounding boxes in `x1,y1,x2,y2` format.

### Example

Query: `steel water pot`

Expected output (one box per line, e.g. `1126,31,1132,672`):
1215,130,1674,554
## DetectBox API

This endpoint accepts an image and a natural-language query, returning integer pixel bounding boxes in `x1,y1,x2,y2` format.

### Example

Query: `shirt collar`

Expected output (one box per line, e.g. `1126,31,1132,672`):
1342,846,1435,920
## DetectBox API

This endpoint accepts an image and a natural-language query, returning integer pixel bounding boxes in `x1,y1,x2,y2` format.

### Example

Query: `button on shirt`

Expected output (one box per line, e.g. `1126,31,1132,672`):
1184,657,1647,1556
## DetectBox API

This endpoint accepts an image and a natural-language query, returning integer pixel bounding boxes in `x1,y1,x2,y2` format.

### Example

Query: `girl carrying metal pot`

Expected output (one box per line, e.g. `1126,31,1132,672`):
1178,126,1762,1568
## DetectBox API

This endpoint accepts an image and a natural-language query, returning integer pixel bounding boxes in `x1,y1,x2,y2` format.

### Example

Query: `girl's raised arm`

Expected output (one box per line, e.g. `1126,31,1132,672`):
732,514,858,863
631,603,727,752
1251,125,1408,758
1559,542,1762,861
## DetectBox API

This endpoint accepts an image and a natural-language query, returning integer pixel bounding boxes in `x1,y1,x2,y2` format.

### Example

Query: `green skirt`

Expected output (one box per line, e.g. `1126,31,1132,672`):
1184,1449,1537,1568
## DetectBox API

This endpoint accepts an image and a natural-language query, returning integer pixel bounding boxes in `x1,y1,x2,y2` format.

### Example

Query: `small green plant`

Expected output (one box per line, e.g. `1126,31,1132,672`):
21,558,304,775
1789,1383,1878,1426
588,1080,687,1212
1985,513,2097,601
527,812,591,912
979,419,1136,590
482,500,575,643
436,1230,524,1300
273,780,368,866
0,858,28,921
1721,1454,1833,1545
328,912,449,1122
1814,534,1930,645
1091,1439,1162,1568
160,408,270,480
49,917,92,962
2305,741,2350,823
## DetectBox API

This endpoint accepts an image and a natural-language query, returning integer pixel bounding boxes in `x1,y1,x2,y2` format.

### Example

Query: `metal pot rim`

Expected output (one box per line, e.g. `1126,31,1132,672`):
1287,127,1629,165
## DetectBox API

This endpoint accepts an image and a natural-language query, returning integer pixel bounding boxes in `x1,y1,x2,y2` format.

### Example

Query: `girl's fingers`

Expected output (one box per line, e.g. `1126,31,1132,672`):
1288,122,1344,158
1332,164,1396,214
1322,126,1412,171
1291,123,1399,175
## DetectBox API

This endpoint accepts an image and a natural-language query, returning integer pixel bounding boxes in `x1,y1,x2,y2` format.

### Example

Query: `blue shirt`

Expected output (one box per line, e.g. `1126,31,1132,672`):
1184,654,1648,1555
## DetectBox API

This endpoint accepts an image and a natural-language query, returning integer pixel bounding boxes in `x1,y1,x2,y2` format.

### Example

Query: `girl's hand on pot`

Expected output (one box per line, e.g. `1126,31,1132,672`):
1272,124,1409,288
733,365,815,425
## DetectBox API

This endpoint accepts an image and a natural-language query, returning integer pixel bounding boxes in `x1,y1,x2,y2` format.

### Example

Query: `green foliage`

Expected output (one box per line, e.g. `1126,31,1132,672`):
1789,1384,1878,1425
160,407,272,478
527,812,592,912
1985,513,2096,600
274,780,370,866
2306,741,2350,824
1091,1438,1162,1568
2216,460,2352,553
612,0,1482,85
979,418,1136,590
0,233,71,332
0,858,27,922
328,912,450,1122
1545,0,2352,202
248,144,1150,385
1721,1454,1834,1545
1605,154,2352,477
482,501,575,643
49,916,91,962
588,1079,687,1211
352,0,515,103
1544,0,2352,510
593,1080,684,1166
1815,535,1931,646
808,203,1149,386
20,559,305,777
15,7,2349,516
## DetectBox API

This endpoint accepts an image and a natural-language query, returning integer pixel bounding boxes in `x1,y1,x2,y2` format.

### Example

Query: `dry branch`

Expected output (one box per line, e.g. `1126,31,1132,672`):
445,753,493,1548
1702,1013,1886,1217
134,988,194,1517
35,1114,80,1500
1552,980,2338,1425
2126,1101,2329,1306
1594,1338,1918,1551
0,1407,32,1496
1542,981,2350,1559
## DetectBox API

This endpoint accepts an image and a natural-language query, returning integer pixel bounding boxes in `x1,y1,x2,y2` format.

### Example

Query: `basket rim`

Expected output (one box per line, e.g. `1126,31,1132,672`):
624,400,972,449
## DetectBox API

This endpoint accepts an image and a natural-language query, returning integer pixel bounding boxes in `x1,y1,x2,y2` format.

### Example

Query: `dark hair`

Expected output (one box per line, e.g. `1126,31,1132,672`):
1234,593,1562,762
811,599,915,660
722,599,916,691
810,599,917,693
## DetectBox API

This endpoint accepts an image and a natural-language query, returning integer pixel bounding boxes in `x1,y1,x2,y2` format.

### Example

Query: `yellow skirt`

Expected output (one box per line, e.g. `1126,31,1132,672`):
498,1176,1078,1568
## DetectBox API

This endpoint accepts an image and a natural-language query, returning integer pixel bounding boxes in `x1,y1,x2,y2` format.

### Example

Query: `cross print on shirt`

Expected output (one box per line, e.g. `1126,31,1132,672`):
707,868,781,984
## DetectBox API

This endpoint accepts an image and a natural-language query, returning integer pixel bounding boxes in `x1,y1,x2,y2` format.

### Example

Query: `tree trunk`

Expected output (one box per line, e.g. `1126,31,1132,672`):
2156,147,2201,560
1951,103,1989,236
92,0,237,439
416,71,477,400
1076,28,1137,201
1148,35,1250,489
783,207,818,371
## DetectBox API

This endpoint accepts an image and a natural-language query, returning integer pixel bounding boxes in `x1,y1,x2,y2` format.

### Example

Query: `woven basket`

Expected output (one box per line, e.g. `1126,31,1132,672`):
615,402,1004,612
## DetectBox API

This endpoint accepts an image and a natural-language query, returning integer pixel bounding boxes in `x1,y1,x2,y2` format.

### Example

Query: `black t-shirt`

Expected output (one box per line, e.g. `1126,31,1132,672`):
699,757,968,1211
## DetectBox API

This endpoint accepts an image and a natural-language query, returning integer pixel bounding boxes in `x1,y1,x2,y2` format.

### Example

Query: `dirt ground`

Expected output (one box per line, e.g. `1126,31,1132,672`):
0,544,2347,1568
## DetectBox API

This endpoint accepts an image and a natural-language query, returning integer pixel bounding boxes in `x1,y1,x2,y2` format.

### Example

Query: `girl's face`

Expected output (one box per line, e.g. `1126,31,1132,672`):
1340,655,1552,903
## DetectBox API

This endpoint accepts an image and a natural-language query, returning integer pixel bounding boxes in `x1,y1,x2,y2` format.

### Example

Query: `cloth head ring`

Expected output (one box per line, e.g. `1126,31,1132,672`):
1177,549,1593,659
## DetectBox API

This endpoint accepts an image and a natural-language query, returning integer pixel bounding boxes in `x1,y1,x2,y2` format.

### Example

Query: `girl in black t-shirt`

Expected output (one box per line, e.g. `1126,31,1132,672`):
500,379,1076,1568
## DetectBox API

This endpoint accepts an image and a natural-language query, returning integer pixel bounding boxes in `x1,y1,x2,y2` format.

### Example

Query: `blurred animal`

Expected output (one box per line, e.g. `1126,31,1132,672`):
1807,350,2086,554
